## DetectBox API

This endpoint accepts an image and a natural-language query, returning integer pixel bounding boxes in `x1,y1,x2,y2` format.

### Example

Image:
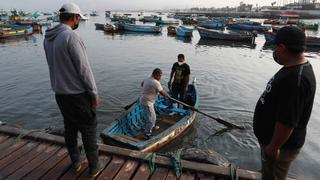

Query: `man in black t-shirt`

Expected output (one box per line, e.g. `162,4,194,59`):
168,54,191,104
253,26,316,180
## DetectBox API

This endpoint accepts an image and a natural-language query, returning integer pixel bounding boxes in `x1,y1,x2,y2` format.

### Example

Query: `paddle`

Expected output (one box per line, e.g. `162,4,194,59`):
124,98,139,110
169,97,245,130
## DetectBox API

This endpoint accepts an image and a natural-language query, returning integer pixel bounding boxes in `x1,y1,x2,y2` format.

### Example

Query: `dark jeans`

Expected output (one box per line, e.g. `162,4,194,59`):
55,93,99,170
172,83,186,102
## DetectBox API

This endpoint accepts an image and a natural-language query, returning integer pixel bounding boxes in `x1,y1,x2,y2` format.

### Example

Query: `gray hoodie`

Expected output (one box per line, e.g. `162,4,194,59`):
44,23,98,98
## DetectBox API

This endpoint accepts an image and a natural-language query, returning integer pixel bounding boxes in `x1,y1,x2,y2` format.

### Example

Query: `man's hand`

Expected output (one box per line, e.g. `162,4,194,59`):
91,96,100,109
265,144,280,162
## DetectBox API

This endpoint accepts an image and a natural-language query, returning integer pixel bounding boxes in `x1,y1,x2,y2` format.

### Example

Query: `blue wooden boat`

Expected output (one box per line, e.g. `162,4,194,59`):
176,25,193,37
100,79,198,152
198,19,225,29
121,23,162,33
227,23,271,32
0,25,33,39
139,15,161,23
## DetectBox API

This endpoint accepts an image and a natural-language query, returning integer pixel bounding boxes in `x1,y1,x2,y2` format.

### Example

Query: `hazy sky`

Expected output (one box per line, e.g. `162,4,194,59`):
1,0,275,12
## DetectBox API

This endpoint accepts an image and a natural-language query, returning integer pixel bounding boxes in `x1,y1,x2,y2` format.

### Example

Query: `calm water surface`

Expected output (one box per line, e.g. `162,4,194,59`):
0,15,319,179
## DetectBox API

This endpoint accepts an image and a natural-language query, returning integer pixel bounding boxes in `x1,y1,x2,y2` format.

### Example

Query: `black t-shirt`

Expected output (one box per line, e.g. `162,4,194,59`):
253,62,316,149
172,62,190,85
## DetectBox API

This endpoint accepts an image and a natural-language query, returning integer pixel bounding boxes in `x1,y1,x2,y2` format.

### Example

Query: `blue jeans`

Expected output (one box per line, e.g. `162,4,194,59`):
55,93,99,170
141,104,156,135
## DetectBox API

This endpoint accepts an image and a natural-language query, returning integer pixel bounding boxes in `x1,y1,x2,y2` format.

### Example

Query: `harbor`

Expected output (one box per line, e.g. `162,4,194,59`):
1,1,320,179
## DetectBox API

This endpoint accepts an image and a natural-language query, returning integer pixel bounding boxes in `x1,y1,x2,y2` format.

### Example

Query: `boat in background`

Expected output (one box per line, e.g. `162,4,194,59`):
198,19,225,29
120,23,162,33
90,11,99,16
94,23,105,30
100,79,198,152
104,23,119,32
197,27,256,43
0,25,33,39
176,25,193,37
167,26,177,35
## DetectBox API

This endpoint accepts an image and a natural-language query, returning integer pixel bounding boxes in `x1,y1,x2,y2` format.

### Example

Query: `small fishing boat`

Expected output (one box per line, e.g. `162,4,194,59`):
167,26,177,34
298,21,319,30
121,23,162,33
139,15,161,23
263,31,320,47
94,23,105,30
0,25,33,39
197,27,256,43
100,79,198,152
176,25,193,37
155,19,180,25
198,19,225,29
90,11,99,16
227,23,271,32
104,23,118,32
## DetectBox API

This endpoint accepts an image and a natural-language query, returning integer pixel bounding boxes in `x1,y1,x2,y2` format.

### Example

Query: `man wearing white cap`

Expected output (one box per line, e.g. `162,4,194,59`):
43,3,102,178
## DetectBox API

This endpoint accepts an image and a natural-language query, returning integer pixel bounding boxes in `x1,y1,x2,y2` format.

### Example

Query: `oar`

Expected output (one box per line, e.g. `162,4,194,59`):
169,97,245,130
124,98,139,110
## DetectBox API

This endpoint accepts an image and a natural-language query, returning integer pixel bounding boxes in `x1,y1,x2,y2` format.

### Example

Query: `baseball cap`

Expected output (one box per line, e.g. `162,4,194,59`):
59,2,85,19
274,26,306,52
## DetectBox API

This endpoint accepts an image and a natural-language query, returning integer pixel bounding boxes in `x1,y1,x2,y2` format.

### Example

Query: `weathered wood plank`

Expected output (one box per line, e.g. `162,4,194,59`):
76,155,111,179
0,134,9,144
23,148,69,180
131,163,151,180
113,159,139,180
40,155,71,179
0,141,38,172
59,161,87,180
96,156,125,180
166,170,177,180
180,171,194,180
6,145,61,179
0,143,47,179
0,139,28,160
197,173,216,180
150,167,169,180
0,138,16,153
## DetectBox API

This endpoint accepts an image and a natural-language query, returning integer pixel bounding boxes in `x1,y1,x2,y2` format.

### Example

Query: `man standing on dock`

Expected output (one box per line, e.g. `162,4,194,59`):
253,26,316,180
43,3,102,178
168,54,190,106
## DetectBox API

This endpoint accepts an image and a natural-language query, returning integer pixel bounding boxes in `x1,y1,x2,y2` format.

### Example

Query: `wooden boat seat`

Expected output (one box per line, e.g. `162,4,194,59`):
114,134,141,142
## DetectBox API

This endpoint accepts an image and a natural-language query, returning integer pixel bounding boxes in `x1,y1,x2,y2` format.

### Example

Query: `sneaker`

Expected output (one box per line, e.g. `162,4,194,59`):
153,125,160,130
143,133,153,140
88,163,104,178
72,162,82,172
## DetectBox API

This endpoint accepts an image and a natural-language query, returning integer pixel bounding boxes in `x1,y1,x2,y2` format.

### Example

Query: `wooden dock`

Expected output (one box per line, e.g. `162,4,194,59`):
0,125,262,179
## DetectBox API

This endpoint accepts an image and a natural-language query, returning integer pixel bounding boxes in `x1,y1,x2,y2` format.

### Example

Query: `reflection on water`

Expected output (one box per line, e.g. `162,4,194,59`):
197,38,257,49
0,35,37,46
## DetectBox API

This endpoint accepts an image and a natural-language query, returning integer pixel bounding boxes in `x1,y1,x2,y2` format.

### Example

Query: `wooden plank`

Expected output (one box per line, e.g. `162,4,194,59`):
0,143,47,179
0,139,28,160
6,145,61,179
23,148,69,180
180,171,194,180
96,156,125,180
113,159,139,180
197,173,216,180
131,163,151,180
0,141,38,171
115,134,141,143
150,167,169,180
59,161,88,180
40,155,71,179
76,155,111,179
0,134,9,144
166,170,177,180
0,138,16,153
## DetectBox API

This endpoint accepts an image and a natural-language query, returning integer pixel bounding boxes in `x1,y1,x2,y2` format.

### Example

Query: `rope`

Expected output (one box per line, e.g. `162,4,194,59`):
144,152,157,173
166,149,182,178
15,128,49,142
229,163,239,180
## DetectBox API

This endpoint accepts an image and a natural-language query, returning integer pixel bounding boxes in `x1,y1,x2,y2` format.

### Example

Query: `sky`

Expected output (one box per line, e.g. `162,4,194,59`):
1,0,277,12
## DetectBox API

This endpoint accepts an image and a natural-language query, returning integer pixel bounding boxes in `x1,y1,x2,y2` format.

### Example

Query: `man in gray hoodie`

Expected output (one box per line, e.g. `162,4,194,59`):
43,3,102,178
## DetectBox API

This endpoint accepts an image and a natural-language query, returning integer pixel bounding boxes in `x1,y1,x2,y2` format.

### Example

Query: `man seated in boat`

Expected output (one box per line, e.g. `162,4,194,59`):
168,54,191,108
140,68,169,139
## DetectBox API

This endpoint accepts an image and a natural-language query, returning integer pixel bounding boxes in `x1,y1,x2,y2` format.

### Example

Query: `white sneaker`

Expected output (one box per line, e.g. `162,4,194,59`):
153,125,160,130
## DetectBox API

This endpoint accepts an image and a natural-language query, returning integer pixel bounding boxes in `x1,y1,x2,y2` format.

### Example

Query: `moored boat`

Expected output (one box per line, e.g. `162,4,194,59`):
104,23,118,32
167,26,177,35
176,25,193,37
94,23,105,30
100,79,198,152
197,26,256,43
0,25,33,39
121,23,162,33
